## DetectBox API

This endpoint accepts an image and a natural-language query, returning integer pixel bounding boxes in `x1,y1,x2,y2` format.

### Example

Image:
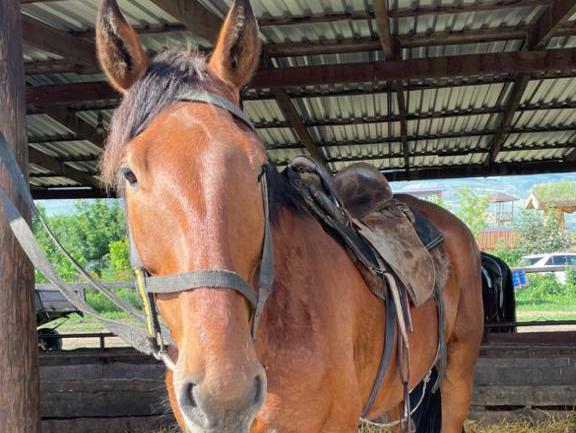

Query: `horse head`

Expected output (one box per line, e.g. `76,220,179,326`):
96,1,267,431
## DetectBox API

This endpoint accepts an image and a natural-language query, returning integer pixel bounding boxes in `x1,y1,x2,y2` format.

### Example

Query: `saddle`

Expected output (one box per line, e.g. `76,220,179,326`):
286,157,443,308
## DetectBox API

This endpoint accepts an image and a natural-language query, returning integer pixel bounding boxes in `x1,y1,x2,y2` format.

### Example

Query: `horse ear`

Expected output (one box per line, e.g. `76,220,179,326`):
208,0,261,90
96,0,148,94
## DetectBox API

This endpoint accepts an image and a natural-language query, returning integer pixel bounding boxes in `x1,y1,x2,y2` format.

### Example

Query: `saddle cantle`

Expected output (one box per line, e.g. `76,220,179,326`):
286,157,443,308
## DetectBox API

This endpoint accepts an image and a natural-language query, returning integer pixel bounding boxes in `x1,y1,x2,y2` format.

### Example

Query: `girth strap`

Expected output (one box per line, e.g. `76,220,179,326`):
361,286,396,418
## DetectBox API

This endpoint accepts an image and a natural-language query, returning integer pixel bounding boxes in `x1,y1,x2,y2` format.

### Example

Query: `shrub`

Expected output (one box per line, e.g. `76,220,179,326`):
516,273,575,306
490,242,522,267
85,287,142,313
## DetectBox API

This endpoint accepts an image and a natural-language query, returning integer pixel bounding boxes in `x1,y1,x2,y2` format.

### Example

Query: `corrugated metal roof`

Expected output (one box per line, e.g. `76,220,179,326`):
18,0,576,193
22,0,178,32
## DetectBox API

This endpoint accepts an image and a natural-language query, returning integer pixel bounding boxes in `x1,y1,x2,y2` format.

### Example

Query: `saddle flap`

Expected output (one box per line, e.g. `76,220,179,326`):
354,204,437,308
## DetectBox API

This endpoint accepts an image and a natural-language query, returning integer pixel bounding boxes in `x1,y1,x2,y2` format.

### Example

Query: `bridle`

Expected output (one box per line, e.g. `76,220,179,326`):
0,90,275,371
0,90,429,429
127,90,276,369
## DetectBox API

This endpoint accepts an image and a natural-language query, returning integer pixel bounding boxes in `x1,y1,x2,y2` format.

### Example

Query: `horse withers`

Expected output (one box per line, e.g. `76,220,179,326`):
95,1,484,432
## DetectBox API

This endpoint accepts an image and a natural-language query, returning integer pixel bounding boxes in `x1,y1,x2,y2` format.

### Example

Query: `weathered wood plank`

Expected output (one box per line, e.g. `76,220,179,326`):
475,357,576,386
473,385,576,406
41,416,174,433
41,379,167,418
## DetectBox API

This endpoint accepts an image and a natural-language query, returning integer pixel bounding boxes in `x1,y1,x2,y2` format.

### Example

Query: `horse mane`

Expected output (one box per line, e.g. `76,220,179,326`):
101,47,209,188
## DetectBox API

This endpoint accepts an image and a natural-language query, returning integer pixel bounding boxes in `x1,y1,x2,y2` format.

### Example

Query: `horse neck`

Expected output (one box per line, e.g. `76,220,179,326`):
260,207,375,349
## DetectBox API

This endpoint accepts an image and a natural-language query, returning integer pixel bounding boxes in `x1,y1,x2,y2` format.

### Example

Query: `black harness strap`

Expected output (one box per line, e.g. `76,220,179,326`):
361,287,397,418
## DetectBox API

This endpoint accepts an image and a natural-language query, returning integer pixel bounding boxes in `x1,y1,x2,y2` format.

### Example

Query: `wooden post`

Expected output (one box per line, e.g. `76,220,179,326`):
0,1,41,433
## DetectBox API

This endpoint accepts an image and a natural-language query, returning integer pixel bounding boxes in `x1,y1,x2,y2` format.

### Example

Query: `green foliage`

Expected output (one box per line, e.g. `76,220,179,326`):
454,187,490,238
514,209,570,256
71,200,125,273
33,205,87,282
33,200,129,282
85,288,142,313
532,181,576,205
516,273,576,307
490,241,522,267
108,238,131,280
424,194,451,211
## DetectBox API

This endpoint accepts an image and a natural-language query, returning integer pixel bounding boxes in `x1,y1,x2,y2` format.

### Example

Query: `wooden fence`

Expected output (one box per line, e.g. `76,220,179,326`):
39,333,576,433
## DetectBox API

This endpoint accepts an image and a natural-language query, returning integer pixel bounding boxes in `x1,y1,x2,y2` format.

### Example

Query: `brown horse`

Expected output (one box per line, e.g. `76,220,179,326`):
95,1,484,432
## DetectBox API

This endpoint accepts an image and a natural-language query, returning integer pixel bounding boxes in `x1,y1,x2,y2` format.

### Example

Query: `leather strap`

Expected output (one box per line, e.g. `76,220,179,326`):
145,270,258,307
176,89,256,132
362,286,397,418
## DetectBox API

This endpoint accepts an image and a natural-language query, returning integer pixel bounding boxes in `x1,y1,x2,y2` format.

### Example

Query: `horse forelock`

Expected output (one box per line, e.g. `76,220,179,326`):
101,46,208,189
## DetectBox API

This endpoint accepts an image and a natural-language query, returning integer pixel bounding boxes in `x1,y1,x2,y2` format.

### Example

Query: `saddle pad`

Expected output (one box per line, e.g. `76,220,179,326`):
411,207,444,251
353,201,438,308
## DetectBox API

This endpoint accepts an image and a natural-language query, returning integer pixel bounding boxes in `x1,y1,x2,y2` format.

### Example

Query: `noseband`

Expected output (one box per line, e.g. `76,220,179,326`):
128,90,275,368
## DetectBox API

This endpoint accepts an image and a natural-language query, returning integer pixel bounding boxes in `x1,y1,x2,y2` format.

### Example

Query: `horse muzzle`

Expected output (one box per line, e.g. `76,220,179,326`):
176,363,267,433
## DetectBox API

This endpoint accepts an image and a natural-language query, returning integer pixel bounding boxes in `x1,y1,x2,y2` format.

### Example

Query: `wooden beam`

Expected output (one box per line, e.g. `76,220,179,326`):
395,88,410,172
400,26,528,48
374,0,410,173
0,1,41,432
373,0,394,58
566,147,576,161
148,0,222,44
26,81,120,106
527,0,576,49
271,88,327,166
28,149,101,189
383,160,576,181
26,47,576,106
21,15,97,67
488,0,576,163
268,125,576,150
250,48,576,89
31,188,110,200
488,75,530,164
267,38,382,57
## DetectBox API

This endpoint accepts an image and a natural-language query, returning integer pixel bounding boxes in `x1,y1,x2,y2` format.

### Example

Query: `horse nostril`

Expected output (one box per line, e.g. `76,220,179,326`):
253,373,266,406
179,381,197,411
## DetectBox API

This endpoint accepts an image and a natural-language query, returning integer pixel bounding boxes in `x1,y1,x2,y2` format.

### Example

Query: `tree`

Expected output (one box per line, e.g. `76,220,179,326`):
108,239,131,280
514,209,570,255
33,200,127,281
453,187,490,238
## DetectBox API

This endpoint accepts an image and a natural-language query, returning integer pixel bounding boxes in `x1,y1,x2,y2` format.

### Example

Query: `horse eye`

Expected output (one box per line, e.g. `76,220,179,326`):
122,167,138,186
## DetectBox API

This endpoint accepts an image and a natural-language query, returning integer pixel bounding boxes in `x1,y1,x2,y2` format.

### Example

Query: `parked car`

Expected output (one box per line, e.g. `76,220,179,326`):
518,252,576,284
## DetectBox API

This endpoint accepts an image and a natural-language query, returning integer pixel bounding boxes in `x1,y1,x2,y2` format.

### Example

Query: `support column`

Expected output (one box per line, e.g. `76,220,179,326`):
0,1,41,433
